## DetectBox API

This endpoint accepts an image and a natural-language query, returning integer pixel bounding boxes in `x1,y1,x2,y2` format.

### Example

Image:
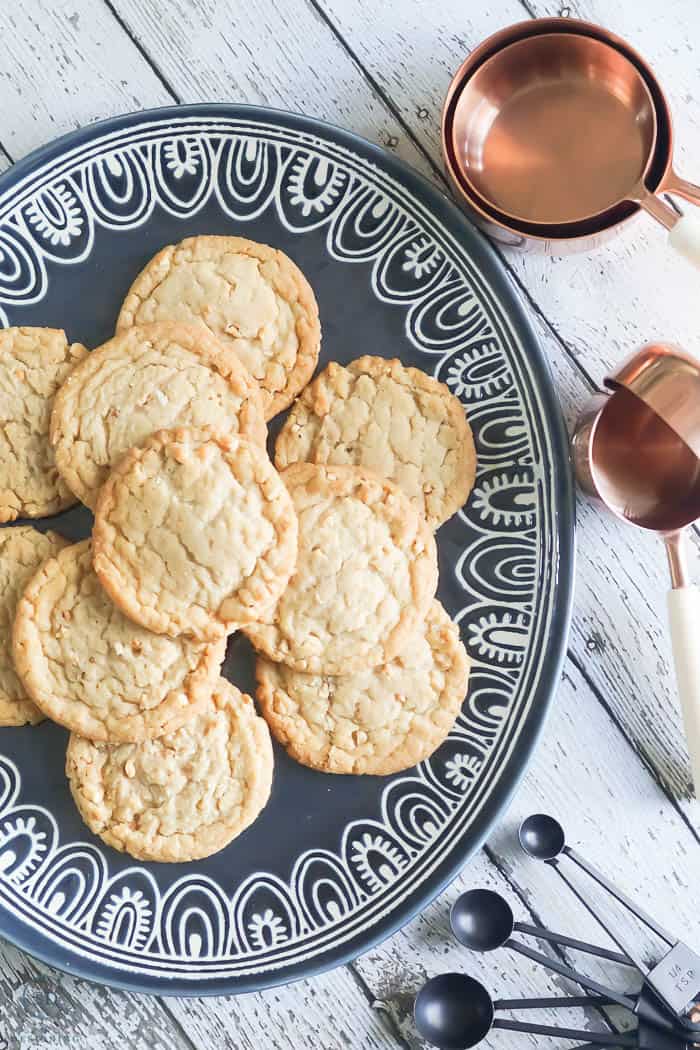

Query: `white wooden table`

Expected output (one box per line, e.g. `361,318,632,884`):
0,2,699,1047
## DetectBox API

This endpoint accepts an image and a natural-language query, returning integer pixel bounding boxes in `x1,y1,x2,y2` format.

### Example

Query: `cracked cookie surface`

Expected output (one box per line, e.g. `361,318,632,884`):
244,463,438,674
66,678,273,862
12,539,224,741
256,600,469,774
50,322,266,510
93,428,298,640
275,356,476,528
0,526,69,727
0,327,87,522
116,236,321,419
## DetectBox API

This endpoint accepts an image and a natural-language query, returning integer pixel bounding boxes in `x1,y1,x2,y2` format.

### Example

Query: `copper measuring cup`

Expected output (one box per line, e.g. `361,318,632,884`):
572,344,700,792
442,18,700,260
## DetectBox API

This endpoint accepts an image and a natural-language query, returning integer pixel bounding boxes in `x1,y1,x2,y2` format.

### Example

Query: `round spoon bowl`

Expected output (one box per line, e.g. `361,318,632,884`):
519,814,566,861
414,973,495,1050
451,889,515,952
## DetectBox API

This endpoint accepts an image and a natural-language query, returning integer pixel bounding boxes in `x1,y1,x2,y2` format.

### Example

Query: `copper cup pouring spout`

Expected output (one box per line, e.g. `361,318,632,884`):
572,344,700,793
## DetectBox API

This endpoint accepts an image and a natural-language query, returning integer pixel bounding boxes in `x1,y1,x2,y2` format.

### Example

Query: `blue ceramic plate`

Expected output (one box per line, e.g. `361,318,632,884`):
0,105,573,995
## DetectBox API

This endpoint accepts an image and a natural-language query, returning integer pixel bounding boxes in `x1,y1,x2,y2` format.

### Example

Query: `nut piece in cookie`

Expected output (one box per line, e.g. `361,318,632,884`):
66,679,273,862
93,428,298,640
275,356,476,528
12,539,224,742
116,235,321,419
0,327,87,522
256,600,470,775
50,321,267,510
0,526,69,727
244,463,439,674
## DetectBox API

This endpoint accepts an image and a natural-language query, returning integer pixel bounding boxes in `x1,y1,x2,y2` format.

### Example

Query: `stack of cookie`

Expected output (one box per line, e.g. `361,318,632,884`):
0,234,475,864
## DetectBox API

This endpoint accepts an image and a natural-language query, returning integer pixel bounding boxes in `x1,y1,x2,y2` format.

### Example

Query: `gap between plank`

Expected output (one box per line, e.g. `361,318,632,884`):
99,0,182,102
566,648,700,845
155,999,202,1050
516,0,539,17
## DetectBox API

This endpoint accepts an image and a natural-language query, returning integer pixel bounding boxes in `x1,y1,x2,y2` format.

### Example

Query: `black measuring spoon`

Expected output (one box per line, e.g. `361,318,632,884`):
519,814,700,1025
451,888,633,964
414,973,639,1049
450,889,637,1011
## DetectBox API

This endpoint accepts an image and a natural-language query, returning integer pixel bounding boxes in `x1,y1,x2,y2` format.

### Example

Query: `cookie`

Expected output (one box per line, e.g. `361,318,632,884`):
93,428,298,640
66,679,273,862
116,236,321,419
244,463,438,674
0,327,87,522
50,322,266,510
275,356,476,528
256,600,469,774
12,539,225,742
0,526,69,727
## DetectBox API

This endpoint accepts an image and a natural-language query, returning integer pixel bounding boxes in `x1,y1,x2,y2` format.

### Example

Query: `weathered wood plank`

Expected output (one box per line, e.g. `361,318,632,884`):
0,0,172,159
165,968,401,1050
0,938,193,1050
318,0,700,381
354,655,700,1046
0,5,696,1049
92,0,436,182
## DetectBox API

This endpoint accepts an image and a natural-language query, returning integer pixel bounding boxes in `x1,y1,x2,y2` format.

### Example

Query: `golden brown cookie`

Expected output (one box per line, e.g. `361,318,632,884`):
12,539,224,741
50,322,266,510
0,526,69,727
93,428,298,640
256,600,469,774
0,327,87,521
244,463,438,674
116,236,321,419
275,356,476,528
66,679,273,862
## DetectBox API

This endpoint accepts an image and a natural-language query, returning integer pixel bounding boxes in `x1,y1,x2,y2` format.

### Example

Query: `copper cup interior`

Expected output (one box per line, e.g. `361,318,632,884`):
449,31,659,228
589,386,700,533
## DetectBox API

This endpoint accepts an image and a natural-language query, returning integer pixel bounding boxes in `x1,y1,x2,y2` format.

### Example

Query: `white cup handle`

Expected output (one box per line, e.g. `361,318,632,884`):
667,586,700,793
668,212,700,270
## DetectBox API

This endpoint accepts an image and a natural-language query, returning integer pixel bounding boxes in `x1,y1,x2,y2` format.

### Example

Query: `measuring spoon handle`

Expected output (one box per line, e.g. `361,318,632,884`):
496,995,621,1010
494,1018,636,1045
515,920,634,966
563,846,675,946
507,939,636,1011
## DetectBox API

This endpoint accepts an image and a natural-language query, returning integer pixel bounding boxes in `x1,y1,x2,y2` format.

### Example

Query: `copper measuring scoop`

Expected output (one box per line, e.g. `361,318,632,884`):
450,31,700,266
572,344,700,792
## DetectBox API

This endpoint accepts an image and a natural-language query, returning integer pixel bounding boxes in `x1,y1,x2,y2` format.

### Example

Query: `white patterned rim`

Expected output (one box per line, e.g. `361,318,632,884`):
0,110,572,988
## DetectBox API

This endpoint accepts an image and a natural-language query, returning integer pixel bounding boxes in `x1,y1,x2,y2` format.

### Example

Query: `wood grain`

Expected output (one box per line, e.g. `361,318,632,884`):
165,968,401,1050
0,939,194,1050
0,1,172,159
99,0,436,181
0,2,697,1048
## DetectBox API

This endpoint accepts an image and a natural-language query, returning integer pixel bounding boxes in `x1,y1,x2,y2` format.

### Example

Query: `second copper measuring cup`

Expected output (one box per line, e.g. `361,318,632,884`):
572,345,700,792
